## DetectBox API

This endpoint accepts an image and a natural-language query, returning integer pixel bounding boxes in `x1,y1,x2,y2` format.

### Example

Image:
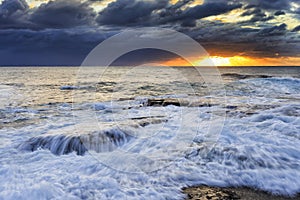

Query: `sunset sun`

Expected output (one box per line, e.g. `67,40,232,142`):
195,56,232,66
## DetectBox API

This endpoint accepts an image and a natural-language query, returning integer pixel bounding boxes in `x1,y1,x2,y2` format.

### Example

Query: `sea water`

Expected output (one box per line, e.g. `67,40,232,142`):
0,66,299,199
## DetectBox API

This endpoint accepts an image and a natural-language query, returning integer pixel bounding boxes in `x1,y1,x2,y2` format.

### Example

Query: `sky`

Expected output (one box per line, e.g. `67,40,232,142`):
0,0,299,66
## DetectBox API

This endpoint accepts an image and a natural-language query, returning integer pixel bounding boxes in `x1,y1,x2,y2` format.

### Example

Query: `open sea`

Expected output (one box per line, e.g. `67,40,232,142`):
0,66,300,199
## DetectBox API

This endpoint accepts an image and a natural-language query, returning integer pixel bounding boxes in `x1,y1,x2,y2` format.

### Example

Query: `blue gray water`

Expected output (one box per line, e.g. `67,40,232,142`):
0,66,300,199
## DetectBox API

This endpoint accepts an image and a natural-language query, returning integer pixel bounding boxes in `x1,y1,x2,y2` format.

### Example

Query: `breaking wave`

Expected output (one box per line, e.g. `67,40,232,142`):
18,127,132,155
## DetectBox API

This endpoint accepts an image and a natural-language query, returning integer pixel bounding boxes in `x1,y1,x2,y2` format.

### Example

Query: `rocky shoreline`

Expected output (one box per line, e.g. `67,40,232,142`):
183,186,300,200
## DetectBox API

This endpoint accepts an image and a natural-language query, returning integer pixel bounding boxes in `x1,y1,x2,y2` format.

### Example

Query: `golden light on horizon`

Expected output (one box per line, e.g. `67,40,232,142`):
163,57,191,66
195,56,231,66
194,56,254,66
194,56,300,66
163,55,300,67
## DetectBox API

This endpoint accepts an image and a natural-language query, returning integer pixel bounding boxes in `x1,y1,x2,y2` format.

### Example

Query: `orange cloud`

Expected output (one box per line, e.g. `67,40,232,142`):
162,57,192,66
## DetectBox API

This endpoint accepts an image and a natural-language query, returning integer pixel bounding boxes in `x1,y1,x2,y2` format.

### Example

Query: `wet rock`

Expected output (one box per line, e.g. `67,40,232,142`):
226,105,238,109
183,186,240,200
146,98,182,107
183,186,300,200
146,98,216,107
222,73,272,80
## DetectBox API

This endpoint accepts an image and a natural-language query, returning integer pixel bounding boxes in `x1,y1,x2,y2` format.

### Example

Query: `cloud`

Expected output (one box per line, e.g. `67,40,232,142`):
30,0,96,29
240,7,275,23
0,0,30,29
244,4,257,9
181,21,299,58
243,0,291,10
0,0,28,13
180,2,242,20
274,10,285,16
96,0,169,26
0,28,110,66
97,0,242,27
248,15,274,23
158,1,242,26
181,19,197,27
259,0,290,10
241,8,265,17
258,23,287,36
111,49,183,66
292,25,300,32
0,0,298,66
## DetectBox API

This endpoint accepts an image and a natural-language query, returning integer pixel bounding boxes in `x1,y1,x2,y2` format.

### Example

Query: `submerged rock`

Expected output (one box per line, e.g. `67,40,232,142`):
222,73,272,80
18,128,131,156
146,98,182,107
146,98,215,107
18,116,168,156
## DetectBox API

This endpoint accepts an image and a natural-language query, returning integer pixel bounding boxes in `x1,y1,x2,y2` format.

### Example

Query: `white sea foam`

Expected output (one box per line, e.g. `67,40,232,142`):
231,77,300,97
0,74,300,199
0,103,299,199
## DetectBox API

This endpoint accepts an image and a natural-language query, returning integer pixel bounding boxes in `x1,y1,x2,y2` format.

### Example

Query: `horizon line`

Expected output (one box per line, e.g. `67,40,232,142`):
0,65,299,68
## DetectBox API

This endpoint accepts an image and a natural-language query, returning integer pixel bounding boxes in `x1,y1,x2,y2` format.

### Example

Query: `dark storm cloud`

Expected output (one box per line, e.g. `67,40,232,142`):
274,10,285,16
258,0,290,10
243,0,291,10
30,0,96,28
157,1,242,26
0,0,31,29
168,0,193,10
177,2,242,20
111,49,183,66
241,8,265,17
240,7,275,23
96,0,169,26
258,23,287,36
181,19,196,27
0,0,298,66
0,28,109,66
96,0,242,26
248,15,274,23
292,25,300,32
182,21,299,58
0,0,98,29
0,0,28,14
183,2,242,19
244,4,257,9
242,0,300,21
296,8,300,19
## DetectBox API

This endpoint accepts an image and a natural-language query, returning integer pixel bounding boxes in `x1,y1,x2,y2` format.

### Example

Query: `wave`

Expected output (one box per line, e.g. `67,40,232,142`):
226,77,300,98
60,82,117,92
18,127,132,155
59,85,94,90
0,102,298,199
11,104,300,197
222,73,272,79
17,114,168,156
2,76,299,198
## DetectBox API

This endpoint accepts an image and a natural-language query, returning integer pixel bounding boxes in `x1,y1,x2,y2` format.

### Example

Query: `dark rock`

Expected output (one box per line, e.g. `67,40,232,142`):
222,73,272,80
183,186,300,200
226,105,238,109
146,98,182,107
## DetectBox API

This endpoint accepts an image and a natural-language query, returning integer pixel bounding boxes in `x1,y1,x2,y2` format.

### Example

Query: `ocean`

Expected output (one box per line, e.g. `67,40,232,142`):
0,66,300,199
